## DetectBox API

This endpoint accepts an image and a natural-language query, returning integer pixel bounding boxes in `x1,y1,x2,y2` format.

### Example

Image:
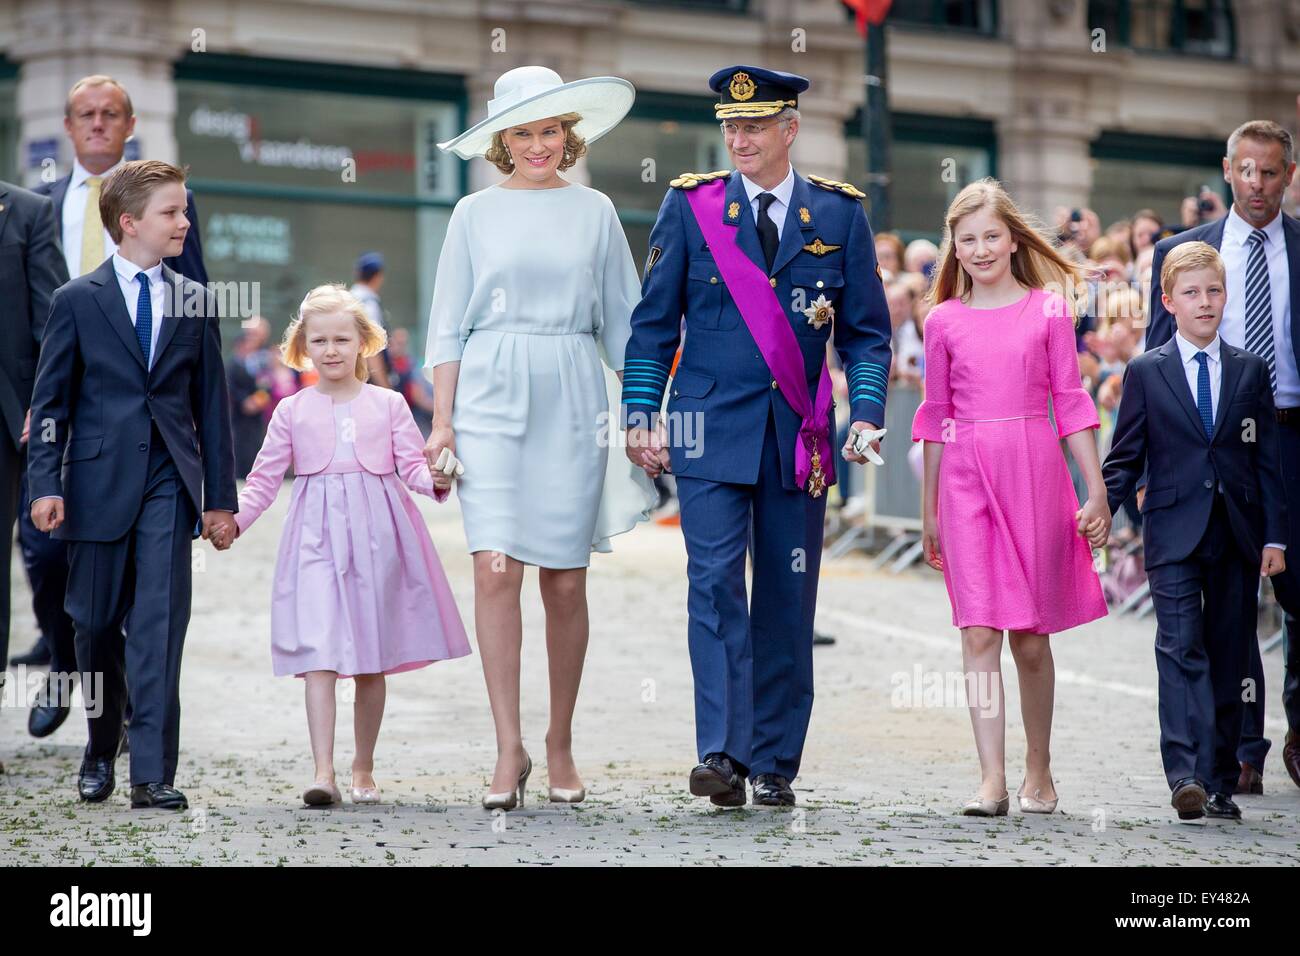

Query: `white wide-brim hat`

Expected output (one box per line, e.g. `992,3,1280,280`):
438,65,636,160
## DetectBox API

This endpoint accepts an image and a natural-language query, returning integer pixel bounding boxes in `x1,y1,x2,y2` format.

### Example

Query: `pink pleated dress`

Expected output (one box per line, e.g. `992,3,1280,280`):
239,394,471,678
911,289,1108,634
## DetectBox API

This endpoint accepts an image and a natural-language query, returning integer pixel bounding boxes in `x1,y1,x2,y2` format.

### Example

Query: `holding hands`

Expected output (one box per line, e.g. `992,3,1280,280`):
423,424,465,493
1074,497,1111,549
625,420,671,479
202,510,238,550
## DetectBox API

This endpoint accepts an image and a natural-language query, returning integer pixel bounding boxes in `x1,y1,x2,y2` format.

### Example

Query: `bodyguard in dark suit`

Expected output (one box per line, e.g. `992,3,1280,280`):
0,181,68,679
27,161,236,810
1146,121,1300,792
621,68,892,808
1108,242,1288,821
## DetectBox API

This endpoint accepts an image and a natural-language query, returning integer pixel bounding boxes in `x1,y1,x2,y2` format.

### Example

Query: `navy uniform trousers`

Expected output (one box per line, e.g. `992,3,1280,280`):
1147,492,1257,795
64,422,195,786
675,408,826,781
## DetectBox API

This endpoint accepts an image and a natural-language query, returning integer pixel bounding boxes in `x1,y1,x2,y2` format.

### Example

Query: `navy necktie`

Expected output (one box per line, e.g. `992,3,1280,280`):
756,192,779,273
1194,351,1213,439
135,271,153,367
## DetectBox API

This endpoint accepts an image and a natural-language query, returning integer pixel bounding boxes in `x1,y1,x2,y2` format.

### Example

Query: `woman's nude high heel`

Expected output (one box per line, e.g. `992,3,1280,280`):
482,752,532,811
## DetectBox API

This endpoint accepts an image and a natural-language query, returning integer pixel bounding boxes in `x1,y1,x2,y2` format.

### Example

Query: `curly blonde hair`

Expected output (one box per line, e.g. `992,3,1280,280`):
280,284,387,382
483,112,587,175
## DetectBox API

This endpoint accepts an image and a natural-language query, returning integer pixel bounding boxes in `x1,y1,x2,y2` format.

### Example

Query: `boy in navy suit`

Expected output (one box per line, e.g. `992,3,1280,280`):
1103,242,1287,821
28,160,237,810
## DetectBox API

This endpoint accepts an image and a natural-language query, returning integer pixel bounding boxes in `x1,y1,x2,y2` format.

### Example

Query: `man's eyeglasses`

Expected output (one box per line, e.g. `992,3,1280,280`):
720,121,787,137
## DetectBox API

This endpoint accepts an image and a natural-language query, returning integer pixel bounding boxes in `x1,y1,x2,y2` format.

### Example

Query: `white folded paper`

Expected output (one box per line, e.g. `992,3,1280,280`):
434,446,465,479
847,425,888,466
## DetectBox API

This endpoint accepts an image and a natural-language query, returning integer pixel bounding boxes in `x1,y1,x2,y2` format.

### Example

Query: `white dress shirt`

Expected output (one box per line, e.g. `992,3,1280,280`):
740,163,795,240
1174,329,1284,550
61,157,123,279
112,252,166,369
1218,206,1298,409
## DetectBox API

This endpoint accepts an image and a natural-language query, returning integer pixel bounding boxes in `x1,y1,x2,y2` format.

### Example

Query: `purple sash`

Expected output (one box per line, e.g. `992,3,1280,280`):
684,179,835,495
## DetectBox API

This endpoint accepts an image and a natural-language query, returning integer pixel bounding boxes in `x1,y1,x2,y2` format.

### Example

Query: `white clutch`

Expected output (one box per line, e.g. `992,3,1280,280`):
434,446,465,479
847,425,888,466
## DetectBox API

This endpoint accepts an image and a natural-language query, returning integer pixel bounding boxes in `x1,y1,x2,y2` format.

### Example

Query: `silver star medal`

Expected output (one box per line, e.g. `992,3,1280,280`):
803,294,834,330
847,425,887,466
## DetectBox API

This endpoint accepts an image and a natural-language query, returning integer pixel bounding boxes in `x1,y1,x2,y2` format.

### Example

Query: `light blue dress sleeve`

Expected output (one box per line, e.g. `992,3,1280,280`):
425,199,474,369
595,197,641,373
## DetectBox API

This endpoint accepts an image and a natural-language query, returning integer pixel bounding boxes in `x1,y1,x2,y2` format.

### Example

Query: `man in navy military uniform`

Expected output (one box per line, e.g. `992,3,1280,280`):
621,66,892,808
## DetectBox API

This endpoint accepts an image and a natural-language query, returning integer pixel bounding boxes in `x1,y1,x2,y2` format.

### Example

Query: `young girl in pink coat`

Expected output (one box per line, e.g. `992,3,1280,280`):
911,179,1110,817
225,285,470,807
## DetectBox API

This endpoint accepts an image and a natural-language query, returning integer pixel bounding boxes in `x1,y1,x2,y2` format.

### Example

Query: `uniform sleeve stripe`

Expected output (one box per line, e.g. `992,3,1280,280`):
623,397,662,408
851,385,886,402
622,386,665,395
624,360,670,369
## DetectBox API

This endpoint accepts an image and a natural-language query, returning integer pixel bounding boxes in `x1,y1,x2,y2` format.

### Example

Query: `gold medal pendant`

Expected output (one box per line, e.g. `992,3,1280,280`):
807,447,825,498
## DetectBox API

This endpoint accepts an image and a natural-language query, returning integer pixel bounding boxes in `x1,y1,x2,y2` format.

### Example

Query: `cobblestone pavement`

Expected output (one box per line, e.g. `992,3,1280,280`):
3,486,1298,865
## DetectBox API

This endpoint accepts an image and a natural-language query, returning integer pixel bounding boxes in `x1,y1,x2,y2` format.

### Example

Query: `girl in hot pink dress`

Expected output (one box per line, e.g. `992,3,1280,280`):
911,179,1110,817
228,285,470,808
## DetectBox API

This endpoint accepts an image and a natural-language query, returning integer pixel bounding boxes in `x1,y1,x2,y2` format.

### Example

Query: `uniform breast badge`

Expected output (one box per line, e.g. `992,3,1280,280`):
802,238,841,256
729,72,756,101
803,294,834,330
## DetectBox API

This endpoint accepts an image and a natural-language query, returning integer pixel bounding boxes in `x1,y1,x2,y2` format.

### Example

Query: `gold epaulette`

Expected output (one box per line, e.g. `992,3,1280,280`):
808,174,866,199
669,169,732,190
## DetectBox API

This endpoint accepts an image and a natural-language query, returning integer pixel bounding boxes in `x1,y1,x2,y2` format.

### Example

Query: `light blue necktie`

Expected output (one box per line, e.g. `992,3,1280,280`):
1194,351,1213,439
135,272,153,367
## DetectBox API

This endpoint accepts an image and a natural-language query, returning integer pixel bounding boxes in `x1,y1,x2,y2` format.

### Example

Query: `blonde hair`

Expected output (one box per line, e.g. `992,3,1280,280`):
1159,241,1226,295
281,284,388,382
927,178,1085,322
484,113,586,175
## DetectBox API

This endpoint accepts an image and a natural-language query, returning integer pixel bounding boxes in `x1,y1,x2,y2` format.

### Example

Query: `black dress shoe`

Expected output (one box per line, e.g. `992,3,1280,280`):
1205,792,1242,820
27,675,71,738
1171,778,1206,820
78,757,116,803
751,773,796,807
690,753,746,807
813,630,836,646
10,638,51,667
130,783,188,811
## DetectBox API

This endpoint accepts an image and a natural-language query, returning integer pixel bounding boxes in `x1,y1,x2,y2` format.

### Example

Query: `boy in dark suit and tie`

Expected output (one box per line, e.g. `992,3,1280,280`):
1104,241,1288,821
27,160,237,810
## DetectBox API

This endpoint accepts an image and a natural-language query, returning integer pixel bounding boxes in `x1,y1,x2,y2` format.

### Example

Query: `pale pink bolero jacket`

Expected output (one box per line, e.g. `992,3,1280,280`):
235,383,445,536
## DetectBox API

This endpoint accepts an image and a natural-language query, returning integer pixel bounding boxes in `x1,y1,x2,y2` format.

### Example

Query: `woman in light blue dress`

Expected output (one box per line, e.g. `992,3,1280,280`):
424,66,654,809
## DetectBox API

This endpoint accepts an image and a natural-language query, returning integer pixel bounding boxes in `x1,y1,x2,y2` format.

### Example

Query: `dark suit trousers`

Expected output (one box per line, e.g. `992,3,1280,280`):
0,435,21,668
1239,421,1300,768
64,427,195,786
1148,495,1257,794
17,471,77,698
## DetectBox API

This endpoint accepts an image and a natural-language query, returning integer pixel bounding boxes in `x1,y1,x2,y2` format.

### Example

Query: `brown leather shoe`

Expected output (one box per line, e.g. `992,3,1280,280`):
1283,732,1300,791
1234,761,1263,795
